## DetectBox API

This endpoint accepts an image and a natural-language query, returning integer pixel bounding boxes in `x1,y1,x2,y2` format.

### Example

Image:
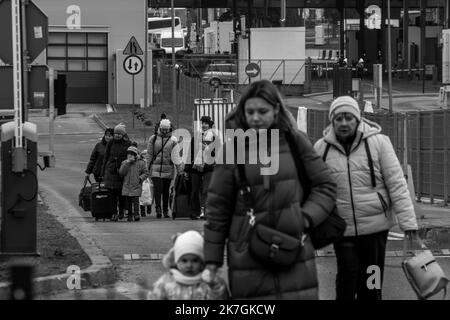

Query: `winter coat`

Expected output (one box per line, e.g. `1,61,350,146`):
101,138,132,189
148,270,228,300
203,120,337,299
119,159,149,197
314,118,418,237
85,137,107,178
146,128,180,179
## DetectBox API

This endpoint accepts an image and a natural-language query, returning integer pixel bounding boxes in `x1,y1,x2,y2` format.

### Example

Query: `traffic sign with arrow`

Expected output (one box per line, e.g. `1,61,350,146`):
245,63,260,78
123,36,143,55
123,55,143,75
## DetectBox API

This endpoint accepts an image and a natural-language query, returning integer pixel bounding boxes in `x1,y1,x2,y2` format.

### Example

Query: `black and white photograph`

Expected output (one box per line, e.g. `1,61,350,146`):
1,0,450,309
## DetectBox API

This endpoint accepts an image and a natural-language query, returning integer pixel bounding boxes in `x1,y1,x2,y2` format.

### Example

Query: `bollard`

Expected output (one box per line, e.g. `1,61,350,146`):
9,264,34,300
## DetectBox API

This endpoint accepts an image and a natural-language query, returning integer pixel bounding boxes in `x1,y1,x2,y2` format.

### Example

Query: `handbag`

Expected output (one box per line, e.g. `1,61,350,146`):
237,165,306,268
78,176,92,211
284,131,346,250
402,235,449,300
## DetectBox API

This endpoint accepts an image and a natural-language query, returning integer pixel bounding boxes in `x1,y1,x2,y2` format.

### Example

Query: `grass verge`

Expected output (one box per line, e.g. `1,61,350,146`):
0,201,91,283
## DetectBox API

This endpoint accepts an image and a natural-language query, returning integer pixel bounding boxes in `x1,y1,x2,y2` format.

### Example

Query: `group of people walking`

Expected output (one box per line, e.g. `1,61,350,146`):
85,79,418,300
149,80,418,300
85,112,217,221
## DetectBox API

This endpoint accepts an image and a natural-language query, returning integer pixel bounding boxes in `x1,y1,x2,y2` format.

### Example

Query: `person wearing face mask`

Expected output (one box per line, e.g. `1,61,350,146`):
146,119,182,218
101,123,132,221
85,128,114,182
314,96,418,300
203,80,337,299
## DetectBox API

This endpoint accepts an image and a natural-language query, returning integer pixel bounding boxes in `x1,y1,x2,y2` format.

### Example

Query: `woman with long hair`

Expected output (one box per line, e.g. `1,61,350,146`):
203,80,337,299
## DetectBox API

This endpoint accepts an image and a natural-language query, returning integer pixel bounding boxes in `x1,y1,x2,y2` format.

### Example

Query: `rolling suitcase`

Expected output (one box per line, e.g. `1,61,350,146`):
79,177,92,211
90,182,114,221
171,174,196,220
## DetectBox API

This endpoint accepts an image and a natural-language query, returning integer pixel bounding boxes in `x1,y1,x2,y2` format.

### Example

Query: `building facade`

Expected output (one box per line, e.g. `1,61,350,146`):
35,0,150,105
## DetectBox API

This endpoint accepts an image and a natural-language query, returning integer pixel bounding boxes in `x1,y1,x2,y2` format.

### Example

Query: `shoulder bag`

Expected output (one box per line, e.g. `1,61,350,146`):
285,132,346,250
237,164,306,268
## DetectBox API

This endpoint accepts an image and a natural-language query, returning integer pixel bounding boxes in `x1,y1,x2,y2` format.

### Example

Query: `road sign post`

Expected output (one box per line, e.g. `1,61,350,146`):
123,54,143,128
245,62,260,84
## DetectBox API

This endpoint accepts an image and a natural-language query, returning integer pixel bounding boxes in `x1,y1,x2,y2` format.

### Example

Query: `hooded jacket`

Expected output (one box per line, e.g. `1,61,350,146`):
85,137,108,178
314,118,418,237
101,138,132,189
119,158,149,197
147,127,180,179
203,116,337,300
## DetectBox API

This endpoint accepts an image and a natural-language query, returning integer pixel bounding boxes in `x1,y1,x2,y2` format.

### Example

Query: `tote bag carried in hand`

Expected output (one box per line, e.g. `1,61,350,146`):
402,235,449,300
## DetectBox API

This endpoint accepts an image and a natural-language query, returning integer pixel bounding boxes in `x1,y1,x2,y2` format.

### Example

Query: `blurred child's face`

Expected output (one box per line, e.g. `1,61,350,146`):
177,254,204,276
127,154,136,161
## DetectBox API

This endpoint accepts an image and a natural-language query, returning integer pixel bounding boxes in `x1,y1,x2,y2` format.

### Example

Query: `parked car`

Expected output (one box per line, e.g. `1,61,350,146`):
202,63,237,87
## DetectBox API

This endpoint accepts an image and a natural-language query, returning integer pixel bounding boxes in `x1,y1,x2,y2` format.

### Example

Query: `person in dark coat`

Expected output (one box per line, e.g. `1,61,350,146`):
203,80,337,299
101,123,132,221
185,116,216,220
85,128,114,182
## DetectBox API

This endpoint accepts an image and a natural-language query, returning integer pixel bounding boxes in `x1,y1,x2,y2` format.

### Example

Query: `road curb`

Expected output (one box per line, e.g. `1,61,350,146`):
0,185,117,299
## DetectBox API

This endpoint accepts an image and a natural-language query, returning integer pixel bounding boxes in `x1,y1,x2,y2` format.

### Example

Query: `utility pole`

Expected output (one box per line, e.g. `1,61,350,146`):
171,0,178,127
388,0,393,112
144,0,148,108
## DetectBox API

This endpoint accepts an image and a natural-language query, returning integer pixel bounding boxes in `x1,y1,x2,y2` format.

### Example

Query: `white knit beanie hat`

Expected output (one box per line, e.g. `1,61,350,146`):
114,123,126,135
173,230,204,263
329,96,361,122
160,119,171,130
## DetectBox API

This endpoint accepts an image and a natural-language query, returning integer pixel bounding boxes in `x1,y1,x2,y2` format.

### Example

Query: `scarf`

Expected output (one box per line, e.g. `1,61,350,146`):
170,268,203,286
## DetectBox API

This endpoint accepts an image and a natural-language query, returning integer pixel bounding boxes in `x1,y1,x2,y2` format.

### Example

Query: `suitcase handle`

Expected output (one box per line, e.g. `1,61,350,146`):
83,176,92,188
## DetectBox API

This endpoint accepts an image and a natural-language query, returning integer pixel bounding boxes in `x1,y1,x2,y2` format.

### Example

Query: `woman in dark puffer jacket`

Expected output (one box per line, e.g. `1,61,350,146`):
101,124,132,221
85,128,114,182
203,80,337,299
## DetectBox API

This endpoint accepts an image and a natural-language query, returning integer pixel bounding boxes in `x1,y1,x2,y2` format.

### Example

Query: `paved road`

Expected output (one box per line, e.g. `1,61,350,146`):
33,106,450,300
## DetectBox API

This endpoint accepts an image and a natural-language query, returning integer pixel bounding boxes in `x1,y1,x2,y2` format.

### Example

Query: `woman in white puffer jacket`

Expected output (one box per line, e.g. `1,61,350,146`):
314,95,418,301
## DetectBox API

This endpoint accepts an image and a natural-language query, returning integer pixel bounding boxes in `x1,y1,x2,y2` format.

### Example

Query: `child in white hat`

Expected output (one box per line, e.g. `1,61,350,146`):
148,230,228,300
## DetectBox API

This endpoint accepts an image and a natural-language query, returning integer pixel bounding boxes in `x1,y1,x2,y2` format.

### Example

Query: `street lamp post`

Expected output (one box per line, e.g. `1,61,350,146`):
388,0,393,112
171,0,178,127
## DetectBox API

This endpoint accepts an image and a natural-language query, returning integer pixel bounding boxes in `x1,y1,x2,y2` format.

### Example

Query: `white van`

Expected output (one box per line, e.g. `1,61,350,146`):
160,30,185,55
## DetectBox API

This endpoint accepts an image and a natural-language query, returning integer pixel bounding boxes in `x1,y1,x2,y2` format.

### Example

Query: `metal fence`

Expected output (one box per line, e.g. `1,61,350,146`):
306,109,450,204
153,62,215,111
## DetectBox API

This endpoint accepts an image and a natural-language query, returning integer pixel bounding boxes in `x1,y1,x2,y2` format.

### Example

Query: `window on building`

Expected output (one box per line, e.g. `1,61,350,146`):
47,32,108,72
